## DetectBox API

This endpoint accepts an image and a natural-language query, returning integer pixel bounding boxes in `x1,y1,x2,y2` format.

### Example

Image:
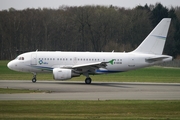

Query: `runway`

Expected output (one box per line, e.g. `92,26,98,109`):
0,80,180,100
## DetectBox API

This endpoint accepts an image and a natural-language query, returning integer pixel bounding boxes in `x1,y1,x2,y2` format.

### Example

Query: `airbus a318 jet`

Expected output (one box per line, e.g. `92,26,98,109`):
7,18,172,84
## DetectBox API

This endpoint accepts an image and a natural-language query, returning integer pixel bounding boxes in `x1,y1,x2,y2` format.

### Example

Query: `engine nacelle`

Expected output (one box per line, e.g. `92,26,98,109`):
53,68,72,80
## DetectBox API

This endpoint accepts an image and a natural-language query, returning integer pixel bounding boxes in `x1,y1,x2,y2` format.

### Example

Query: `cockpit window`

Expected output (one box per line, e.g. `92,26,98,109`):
18,57,24,60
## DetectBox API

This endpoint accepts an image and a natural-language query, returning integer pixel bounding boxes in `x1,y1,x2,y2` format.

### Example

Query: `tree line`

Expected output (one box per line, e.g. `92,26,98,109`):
0,3,180,60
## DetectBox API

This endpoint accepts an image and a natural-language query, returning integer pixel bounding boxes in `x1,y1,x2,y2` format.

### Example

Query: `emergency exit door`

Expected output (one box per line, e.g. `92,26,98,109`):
31,53,37,65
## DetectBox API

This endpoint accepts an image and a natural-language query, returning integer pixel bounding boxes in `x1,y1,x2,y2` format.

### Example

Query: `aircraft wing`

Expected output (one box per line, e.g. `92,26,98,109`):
72,62,106,69
61,59,114,73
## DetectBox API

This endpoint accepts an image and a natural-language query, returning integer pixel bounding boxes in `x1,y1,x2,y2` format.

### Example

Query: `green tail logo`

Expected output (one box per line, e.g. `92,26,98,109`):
109,59,115,65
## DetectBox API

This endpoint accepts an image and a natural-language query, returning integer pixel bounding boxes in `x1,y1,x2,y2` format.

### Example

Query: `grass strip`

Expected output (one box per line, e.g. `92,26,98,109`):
0,88,43,94
0,100,180,120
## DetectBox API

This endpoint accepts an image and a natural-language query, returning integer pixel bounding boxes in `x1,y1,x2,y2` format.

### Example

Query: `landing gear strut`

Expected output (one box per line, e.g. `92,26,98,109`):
85,77,92,84
32,73,37,83
83,73,92,84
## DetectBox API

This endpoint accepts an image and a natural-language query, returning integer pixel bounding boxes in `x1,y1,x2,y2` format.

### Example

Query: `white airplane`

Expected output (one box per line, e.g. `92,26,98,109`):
7,18,172,84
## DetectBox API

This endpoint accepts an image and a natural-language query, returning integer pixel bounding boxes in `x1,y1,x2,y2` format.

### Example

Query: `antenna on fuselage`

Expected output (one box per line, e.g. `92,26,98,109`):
36,49,38,52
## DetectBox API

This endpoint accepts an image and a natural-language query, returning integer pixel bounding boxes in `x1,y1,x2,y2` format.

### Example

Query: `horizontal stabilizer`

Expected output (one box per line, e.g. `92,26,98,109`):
145,56,172,63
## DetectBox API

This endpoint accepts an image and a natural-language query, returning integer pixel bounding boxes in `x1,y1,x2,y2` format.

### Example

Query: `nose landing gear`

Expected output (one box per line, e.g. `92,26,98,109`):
32,72,37,83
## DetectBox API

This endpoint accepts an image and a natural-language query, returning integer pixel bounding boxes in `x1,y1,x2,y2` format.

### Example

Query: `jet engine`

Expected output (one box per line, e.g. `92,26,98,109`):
53,68,72,80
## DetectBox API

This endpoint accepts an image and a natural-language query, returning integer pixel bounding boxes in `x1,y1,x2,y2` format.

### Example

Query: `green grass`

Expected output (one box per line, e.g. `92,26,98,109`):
0,88,44,94
0,100,180,120
1,60,180,83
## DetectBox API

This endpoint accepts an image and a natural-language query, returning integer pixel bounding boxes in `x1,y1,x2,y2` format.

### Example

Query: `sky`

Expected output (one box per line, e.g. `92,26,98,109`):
0,0,179,10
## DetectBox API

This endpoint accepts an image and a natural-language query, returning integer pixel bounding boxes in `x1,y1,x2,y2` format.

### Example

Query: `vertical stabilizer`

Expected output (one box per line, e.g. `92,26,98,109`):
133,18,171,55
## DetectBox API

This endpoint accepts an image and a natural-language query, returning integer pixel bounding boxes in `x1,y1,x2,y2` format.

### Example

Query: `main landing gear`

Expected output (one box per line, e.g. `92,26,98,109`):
84,73,92,84
85,77,92,84
32,73,37,83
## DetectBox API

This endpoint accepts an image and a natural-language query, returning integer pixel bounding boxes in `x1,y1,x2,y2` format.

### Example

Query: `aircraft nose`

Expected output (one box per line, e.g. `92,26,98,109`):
7,61,15,70
7,61,12,69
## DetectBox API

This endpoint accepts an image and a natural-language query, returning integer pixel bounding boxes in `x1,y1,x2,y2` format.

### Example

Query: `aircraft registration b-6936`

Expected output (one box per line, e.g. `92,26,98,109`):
7,18,172,84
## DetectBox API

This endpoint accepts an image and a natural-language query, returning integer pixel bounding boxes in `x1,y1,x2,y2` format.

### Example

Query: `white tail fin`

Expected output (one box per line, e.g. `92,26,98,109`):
133,18,171,55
